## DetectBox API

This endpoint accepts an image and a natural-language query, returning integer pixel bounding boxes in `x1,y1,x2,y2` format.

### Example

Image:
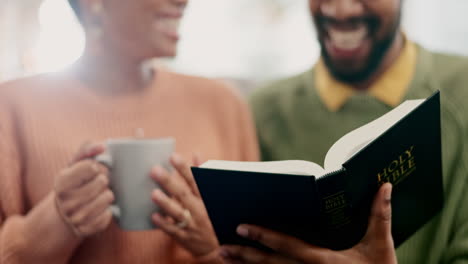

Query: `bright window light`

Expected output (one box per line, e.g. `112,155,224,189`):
171,0,319,81
33,0,85,73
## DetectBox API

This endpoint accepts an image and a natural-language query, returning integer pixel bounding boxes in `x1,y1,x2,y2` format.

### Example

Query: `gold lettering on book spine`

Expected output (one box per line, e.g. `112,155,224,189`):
377,146,416,186
322,191,351,229
324,192,347,212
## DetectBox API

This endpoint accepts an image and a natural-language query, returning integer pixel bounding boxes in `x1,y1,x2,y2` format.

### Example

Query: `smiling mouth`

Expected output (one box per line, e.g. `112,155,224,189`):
154,17,182,39
327,24,368,51
317,14,377,56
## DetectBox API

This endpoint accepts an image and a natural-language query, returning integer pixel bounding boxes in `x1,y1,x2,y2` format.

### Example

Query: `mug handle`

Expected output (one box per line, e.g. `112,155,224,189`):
94,154,121,219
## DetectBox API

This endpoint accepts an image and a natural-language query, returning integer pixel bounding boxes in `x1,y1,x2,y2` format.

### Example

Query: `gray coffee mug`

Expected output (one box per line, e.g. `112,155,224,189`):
96,138,175,230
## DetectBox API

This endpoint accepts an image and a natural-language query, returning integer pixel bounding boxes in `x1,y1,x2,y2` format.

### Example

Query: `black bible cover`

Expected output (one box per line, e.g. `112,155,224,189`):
192,91,443,250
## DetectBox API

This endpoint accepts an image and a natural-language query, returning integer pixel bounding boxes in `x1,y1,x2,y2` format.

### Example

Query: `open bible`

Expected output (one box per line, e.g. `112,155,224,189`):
192,91,443,250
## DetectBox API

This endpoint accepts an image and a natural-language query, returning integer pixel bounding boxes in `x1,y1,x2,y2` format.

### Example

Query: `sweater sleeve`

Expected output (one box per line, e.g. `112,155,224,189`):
0,95,81,264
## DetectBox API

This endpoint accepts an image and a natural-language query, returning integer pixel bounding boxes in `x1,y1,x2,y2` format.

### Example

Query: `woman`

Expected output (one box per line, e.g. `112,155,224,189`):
0,0,258,263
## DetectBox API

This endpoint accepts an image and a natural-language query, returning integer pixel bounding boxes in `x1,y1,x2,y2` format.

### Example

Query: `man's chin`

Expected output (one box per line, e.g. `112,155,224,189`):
328,70,370,84
322,55,373,84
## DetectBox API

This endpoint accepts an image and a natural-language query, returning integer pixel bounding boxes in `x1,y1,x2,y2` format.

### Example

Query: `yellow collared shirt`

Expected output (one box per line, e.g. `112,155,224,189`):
315,39,417,112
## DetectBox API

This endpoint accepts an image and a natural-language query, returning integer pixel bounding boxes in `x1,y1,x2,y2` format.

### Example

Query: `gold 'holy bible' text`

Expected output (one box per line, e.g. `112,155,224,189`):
377,146,416,186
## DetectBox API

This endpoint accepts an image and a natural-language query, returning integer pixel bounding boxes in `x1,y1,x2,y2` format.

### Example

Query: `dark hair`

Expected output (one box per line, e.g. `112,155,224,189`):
68,0,81,18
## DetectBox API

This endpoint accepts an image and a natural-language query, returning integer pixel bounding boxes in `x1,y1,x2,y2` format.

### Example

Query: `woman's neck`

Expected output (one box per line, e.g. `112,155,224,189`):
74,46,154,95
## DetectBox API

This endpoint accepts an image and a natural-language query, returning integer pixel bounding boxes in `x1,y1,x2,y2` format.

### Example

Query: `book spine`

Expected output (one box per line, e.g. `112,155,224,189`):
316,169,367,250
317,169,351,229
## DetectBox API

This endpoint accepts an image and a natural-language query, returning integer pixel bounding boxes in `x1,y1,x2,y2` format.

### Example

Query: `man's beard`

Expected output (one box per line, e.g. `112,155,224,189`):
315,10,402,85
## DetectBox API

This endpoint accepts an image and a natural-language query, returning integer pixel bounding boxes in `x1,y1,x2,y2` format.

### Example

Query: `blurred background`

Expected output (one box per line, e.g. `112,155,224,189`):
1,0,468,90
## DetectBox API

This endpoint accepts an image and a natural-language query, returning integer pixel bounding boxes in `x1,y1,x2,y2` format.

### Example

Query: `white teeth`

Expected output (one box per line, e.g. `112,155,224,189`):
328,25,368,50
155,18,181,33
167,19,180,31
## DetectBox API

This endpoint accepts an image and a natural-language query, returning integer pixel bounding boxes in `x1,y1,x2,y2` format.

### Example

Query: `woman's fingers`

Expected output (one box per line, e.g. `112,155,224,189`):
77,208,113,236
69,189,115,226
60,173,110,214
71,142,105,164
57,160,103,192
151,166,195,208
192,152,204,167
152,213,187,238
171,154,201,197
152,189,191,225
55,157,114,238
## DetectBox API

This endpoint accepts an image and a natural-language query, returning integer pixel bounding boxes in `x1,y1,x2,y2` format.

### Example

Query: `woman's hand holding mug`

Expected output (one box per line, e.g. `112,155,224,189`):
54,143,115,237
151,154,222,262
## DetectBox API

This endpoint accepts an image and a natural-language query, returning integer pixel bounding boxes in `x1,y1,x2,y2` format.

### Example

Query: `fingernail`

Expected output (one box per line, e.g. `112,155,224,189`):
152,189,164,200
172,154,182,165
91,163,100,173
385,184,393,202
87,144,102,156
236,225,249,238
86,146,96,156
152,167,164,179
152,213,162,222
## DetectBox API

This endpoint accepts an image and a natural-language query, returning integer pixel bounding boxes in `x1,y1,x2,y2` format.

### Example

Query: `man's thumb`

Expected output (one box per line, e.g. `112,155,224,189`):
365,183,393,243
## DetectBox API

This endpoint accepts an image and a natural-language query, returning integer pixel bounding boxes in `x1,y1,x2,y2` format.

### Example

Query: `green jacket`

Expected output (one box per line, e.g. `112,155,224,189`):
250,46,468,264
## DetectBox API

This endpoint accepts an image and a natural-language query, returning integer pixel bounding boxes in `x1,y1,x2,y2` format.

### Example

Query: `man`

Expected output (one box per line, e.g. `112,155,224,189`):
221,0,468,263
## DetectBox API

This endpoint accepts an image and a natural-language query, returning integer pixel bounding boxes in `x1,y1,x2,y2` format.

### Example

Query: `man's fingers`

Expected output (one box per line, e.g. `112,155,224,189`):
363,183,393,244
221,245,298,264
171,154,201,197
223,259,244,264
236,224,326,263
221,245,269,264
72,142,105,163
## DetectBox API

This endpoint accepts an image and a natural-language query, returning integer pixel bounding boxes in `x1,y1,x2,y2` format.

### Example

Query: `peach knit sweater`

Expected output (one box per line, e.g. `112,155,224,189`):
0,69,259,264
